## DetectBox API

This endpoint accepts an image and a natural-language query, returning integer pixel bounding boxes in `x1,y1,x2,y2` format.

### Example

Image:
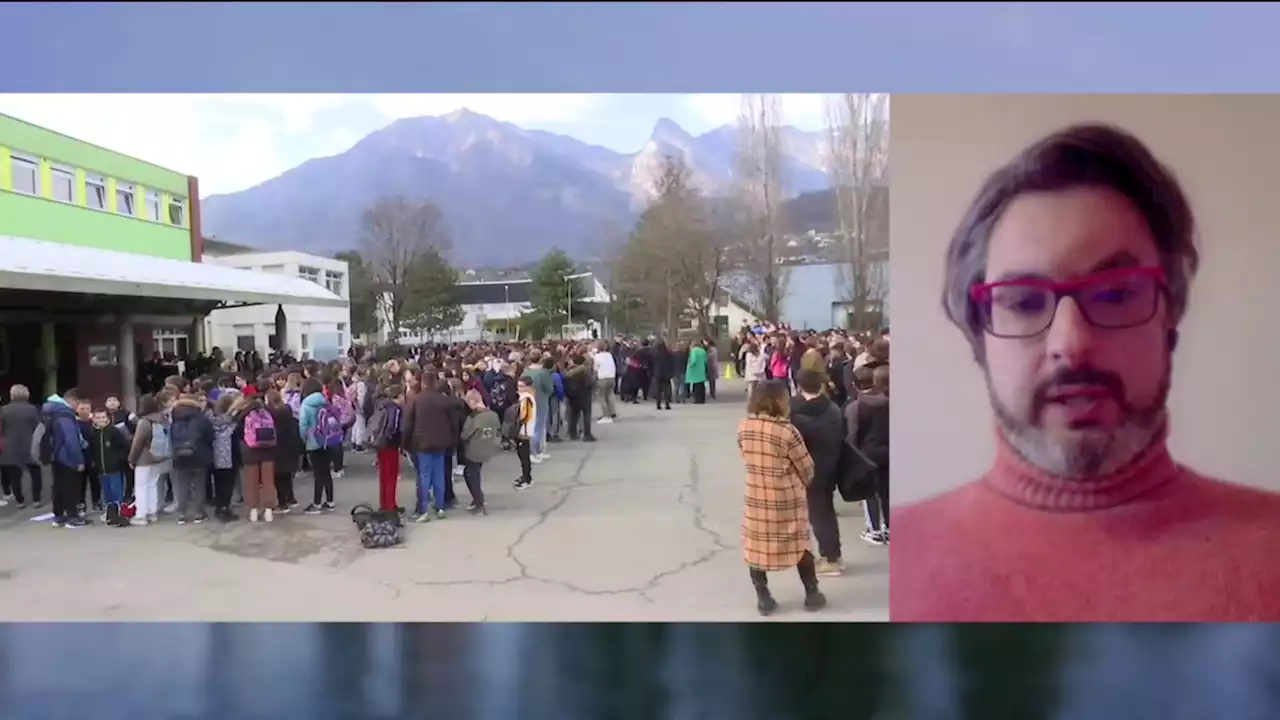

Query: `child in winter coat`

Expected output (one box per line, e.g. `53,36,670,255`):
460,390,501,514
209,394,241,522
87,407,130,523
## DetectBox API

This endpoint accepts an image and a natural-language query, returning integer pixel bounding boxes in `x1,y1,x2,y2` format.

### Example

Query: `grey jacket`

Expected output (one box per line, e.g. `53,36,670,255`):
0,401,41,467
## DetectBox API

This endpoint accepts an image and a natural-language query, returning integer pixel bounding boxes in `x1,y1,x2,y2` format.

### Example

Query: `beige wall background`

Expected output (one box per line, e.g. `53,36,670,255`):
891,94,1280,506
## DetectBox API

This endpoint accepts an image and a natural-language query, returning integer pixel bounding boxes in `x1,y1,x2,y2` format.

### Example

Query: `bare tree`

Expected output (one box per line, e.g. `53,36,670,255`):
358,196,453,336
824,93,890,332
615,154,728,337
733,94,790,322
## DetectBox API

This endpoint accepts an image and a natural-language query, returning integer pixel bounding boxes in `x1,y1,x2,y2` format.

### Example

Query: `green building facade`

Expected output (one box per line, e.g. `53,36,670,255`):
0,113,195,261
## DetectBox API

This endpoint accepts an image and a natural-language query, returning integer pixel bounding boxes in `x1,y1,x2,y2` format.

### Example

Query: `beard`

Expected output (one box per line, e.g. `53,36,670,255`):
986,361,1171,479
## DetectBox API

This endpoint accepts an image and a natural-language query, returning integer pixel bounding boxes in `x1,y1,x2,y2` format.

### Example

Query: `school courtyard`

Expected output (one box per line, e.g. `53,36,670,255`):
0,380,888,622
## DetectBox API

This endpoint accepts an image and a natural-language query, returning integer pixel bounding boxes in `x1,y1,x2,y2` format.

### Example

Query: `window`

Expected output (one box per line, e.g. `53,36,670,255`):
51,165,75,203
300,323,311,350
234,324,255,353
10,154,39,195
324,270,344,295
152,329,189,358
337,322,347,349
145,189,162,222
167,196,186,226
298,266,321,285
116,182,136,216
85,174,107,210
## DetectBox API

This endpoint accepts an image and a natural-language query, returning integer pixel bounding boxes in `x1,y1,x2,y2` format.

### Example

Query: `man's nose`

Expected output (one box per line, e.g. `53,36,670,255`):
1044,296,1097,365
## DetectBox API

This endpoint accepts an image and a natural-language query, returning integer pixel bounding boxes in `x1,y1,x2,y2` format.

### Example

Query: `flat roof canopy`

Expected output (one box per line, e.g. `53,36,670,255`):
0,235,346,308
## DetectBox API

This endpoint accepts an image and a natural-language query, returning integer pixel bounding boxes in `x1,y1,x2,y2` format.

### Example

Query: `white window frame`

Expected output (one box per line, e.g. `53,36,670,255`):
324,270,344,295
298,266,322,285
10,154,39,196
116,182,137,216
84,173,108,210
50,164,76,203
167,196,186,226
144,189,162,222
336,322,347,349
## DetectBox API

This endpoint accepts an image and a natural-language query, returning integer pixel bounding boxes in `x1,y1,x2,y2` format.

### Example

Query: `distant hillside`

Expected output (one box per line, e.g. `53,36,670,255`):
200,109,833,267
782,186,890,250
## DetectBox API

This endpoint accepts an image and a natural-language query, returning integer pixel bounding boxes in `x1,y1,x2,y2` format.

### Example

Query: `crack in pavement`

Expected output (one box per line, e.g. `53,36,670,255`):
399,436,735,602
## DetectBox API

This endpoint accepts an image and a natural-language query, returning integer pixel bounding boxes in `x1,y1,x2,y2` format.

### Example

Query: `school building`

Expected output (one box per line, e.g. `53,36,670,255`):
0,113,345,408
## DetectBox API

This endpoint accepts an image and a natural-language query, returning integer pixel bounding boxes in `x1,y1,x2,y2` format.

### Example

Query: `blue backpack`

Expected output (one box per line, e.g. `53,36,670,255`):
313,404,345,449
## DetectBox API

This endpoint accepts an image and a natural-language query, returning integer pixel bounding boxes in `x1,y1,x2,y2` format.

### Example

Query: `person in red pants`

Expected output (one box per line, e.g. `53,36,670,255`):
370,384,406,512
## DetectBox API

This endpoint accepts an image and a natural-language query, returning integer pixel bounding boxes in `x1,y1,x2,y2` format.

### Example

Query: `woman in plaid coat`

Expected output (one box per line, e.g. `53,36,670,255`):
737,379,825,615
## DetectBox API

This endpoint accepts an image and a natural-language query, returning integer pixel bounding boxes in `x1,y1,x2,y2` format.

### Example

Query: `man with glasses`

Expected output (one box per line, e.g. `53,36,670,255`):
892,123,1280,622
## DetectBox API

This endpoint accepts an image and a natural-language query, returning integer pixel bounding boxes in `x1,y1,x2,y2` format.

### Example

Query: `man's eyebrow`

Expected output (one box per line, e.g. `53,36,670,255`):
1087,250,1142,273
987,251,1145,284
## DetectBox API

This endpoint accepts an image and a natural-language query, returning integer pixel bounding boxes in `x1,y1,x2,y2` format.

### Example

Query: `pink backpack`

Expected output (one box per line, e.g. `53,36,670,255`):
333,393,357,428
243,408,278,449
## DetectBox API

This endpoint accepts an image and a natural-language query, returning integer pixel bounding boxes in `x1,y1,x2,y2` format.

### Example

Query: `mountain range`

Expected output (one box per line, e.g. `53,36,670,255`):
200,109,835,267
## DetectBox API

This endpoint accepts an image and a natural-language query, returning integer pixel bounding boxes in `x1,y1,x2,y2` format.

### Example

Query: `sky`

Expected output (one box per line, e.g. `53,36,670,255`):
0,94,827,198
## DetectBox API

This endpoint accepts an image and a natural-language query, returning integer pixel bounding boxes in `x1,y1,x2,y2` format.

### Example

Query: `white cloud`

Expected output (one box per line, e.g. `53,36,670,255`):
685,93,830,131
0,93,607,197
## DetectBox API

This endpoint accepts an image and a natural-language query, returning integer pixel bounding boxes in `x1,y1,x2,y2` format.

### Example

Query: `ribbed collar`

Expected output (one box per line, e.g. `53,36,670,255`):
983,423,1181,511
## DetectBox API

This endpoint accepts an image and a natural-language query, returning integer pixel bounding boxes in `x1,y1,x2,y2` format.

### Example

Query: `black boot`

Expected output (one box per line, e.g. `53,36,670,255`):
798,552,826,611
750,568,778,616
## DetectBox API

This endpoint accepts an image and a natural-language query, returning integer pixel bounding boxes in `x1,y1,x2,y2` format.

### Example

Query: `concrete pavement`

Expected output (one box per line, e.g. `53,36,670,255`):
0,379,888,621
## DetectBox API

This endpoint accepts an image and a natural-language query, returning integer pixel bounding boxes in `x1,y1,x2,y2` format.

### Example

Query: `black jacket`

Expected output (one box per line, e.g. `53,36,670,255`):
562,364,593,404
789,394,846,487
850,392,890,469
169,399,216,470
86,425,130,475
652,343,675,381
268,405,303,475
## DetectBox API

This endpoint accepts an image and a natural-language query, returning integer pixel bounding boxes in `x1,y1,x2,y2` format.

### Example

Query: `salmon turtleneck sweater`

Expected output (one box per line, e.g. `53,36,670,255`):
892,425,1280,622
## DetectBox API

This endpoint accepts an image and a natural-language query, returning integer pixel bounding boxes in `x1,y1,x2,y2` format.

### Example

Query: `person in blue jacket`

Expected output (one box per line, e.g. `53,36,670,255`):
41,392,88,527
296,378,336,514
550,361,566,442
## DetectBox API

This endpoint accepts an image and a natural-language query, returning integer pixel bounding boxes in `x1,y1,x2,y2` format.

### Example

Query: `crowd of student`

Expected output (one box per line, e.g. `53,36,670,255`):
0,333,737,530
1,327,890,617
733,325,890,616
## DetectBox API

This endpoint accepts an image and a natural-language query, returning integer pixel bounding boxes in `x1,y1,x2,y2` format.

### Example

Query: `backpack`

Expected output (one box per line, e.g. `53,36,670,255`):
463,411,503,464
168,416,198,460
501,404,522,441
351,503,404,549
148,419,172,461
243,408,278,450
36,418,56,465
333,393,357,429
211,419,235,469
313,404,346,449
490,379,510,410
367,402,402,449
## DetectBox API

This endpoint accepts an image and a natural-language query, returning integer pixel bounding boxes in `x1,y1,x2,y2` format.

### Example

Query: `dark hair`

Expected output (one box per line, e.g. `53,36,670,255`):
137,394,161,416
942,123,1198,361
518,375,533,386
541,356,554,370
300,378,323,397
797,369,826,395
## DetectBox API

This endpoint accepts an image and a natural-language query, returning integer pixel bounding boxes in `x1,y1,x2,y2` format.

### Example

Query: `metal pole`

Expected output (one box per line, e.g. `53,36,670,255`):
566,275,573,328
505,284,511,337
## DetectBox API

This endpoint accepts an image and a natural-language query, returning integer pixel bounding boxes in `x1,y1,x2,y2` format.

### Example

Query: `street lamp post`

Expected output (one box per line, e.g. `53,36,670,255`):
564,274,574,331
504,284,511,337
